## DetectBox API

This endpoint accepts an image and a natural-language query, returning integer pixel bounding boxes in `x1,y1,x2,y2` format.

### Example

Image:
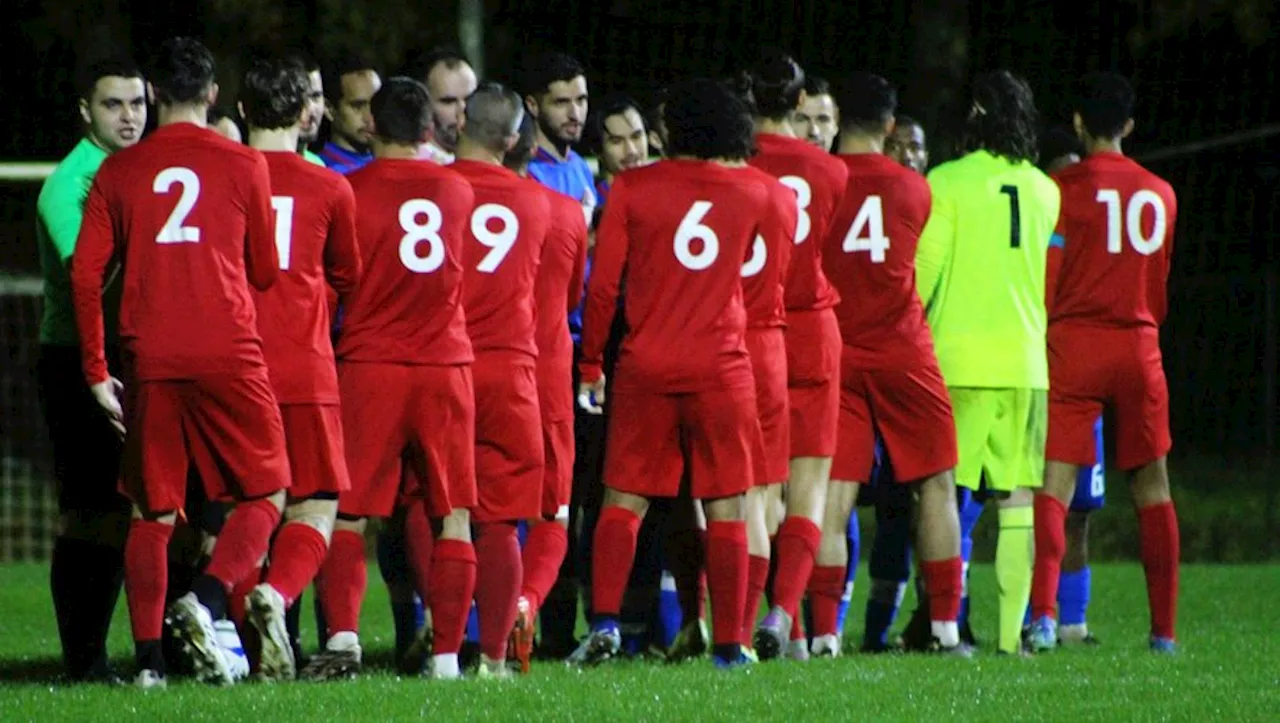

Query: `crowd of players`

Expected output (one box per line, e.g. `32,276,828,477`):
34,35,1180,689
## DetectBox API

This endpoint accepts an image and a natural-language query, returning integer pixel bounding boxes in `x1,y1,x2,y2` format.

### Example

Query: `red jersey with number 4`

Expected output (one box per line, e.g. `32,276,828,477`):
824,153,936,369
1049,152,1176,329
71,122,277,385
748,133,847,313
738,165,797,329
535,188,588,419
336,158,475,365
581,159,767,392
452,160,551,358
254,152,362,404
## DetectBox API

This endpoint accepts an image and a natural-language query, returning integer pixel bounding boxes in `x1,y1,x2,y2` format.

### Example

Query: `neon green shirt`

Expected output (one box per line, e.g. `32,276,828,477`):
916,150,1060,389
302,149,325,166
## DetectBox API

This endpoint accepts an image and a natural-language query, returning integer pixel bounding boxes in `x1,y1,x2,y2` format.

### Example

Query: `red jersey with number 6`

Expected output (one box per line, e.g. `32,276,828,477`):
336,158,475,365
824,153,936,370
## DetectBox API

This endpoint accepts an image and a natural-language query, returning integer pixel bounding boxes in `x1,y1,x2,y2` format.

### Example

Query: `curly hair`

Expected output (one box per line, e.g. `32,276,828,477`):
240,58,310,130
663,78,755,161
965,70,1038,164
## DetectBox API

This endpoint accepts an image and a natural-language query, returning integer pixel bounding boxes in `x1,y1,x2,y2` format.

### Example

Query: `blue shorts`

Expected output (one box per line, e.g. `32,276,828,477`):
1069,416,1105,512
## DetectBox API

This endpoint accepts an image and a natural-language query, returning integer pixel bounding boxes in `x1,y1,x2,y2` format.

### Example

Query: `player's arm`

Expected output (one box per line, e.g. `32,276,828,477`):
323,178,362,298
69,177,125,434
1046,197,1066,315
37,173,87,266
243,153,279,291
566,208,590,315
577,178,630,412
915,177,954,309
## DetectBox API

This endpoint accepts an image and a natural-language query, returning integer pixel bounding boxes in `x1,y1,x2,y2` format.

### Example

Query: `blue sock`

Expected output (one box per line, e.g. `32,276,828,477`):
957,490,984,628
834,512,861,633
864,492,912,647
377,527,424,655
1058,567,1091,626
658,570,683,648
465,601,480,643
517,520,529,547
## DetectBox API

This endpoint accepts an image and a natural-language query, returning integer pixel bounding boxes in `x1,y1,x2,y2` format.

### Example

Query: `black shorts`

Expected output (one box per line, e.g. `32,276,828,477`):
37,344,129,515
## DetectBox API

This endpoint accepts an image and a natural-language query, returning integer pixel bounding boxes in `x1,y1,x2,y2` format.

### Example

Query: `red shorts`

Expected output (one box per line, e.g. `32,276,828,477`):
121,373,290,514
1047,326,1171,471
831,358,958,483
605,386,757,500
784,308,841,458
337,362,476,519
280,404,350,499
473,352,545,523
747,328,790,486
541,417,574,518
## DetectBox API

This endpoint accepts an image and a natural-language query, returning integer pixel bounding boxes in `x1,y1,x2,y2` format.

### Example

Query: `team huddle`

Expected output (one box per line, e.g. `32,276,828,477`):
38,35,1180,689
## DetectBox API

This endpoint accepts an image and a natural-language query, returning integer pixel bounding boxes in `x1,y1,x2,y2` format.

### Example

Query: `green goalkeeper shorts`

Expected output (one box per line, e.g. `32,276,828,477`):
949,387,1046,492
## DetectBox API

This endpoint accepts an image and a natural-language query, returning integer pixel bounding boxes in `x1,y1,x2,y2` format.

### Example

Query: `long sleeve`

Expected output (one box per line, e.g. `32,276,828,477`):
915,180,954,309
324,179,362,297
37,173,89,265
566,212,589,315
578,179,629,384
244,153,279,292
70,178,116,385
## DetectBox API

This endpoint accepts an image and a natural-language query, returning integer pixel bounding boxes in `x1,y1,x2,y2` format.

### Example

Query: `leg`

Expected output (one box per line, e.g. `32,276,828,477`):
1058,510,1094,642
377,505,423,666
702,493,749,664
808,479,860,655
863,478,912,652
1028,459,1079,649
568,487,651,664
1132,456,1178,648
915,471,964,650
429,508,476,679
743,485,773,647
995,488,1035,655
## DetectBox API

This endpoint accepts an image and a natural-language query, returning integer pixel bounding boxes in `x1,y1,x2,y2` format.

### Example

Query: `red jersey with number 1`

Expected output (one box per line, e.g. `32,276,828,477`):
738,165,796,329
824,153,936,369
336,158,475,365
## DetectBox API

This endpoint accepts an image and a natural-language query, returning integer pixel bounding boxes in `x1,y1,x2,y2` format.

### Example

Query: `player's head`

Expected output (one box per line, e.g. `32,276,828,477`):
206,106,242,143
76,55,146,153
1041,126,1083,173
288,53,325,143
885,114,928,173
460,82,524,156
150,37,217,111
794,75,839,151
1072,71,1136,145
965,70,1039,164
663,78,754,162
323,53,381,150
504,111,538,175
370,76,432,148
519,51,589,150
593,94,648,177
240,58,310,132
405,48,478,153
836,71,896,142
747,49,806,121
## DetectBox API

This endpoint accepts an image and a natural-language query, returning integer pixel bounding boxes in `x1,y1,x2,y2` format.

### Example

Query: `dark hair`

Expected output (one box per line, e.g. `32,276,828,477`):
504,111,538,172
664,78,754,161
323,52,378,103
591,93,645,150
206,106,232,125
1074,72,1135,139
402,47,471,82
371,76,432,144
150,37,215,106
463,82,523,150
837,72,897,134
76,55,144,101
804,75,832,99
747,49,805,120
1041,126,1083,167
287,52,321,74
517,51,586,99
241,58,310,130
895,114,922,131
966,70,1039,164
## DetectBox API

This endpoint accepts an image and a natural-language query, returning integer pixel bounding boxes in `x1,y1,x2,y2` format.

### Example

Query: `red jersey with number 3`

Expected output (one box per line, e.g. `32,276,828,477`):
336,158,475,365
580,159,767,392
535,187,588,419
738,165,797,329
71,122,277,385
824,153,936,369
254,152,362,404
748,133,847,313
1049,152,1176,329
452,160,551,358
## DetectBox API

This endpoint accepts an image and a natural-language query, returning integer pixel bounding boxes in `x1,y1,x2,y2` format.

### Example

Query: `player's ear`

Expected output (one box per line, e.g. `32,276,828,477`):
78,97,92,126
885,115,897,137
1121,118,1135,140
504,133,519,152
523,94,538,117
796,88,808,110
146,82,156,106
208,82,220,106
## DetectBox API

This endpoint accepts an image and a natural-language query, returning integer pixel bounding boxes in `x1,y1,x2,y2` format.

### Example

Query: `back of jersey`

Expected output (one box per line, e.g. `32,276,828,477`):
337,158,475,366
737,164,796,330
1051,152,1176,329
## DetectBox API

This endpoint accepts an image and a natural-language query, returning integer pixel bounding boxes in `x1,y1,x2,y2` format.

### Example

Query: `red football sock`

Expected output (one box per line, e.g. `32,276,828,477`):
921,557,963,623
521,521,568,612
742,555,770,644
125,520,173,643
1138,501,1180,640
591,506,641,617
404,500,434,601
205,497,281,592
1031,494,1067,619
770,517,821,621
430,538,477,655
806,565,845,638
791,609,805,642
705,520,748,647
474,522,522,661
228,565,262,625
316,529,366,636
264,522,328,606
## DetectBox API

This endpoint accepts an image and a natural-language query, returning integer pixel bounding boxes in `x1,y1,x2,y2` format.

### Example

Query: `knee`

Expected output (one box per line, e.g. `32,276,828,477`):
1129,457,1171,508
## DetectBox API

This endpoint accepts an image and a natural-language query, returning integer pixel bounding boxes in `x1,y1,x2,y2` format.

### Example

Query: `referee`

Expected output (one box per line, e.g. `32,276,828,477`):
35,56,146,682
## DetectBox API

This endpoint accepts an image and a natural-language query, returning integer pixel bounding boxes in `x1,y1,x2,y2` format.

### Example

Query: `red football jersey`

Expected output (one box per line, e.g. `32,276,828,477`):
824,153,937,369
72,122,277,385
1050,152,1176,329
748,133,847,313
535,186,589,420
254,152,361,404
738,165,797,329
452,160,551,357
581,159,766,392
336,158,475,365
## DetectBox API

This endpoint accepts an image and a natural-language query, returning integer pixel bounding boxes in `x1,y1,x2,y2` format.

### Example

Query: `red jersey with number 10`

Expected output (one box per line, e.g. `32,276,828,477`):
336,158,475,365
738,165,797,329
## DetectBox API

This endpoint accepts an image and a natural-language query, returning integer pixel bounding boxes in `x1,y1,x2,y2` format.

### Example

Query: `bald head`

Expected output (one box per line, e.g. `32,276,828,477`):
462,82,524,153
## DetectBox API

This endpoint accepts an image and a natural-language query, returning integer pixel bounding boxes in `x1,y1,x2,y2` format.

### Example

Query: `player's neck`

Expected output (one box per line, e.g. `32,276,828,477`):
371,138,420,160
837,134,884,155
1085,137,1125,156
756,116,796,138
157,104,208,129
248,126,301,153
536,128,571,161
455,137,505,166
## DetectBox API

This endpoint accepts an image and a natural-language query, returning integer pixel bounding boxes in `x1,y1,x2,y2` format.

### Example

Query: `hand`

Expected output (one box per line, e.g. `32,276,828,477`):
577,376,606,415
89,377,126,439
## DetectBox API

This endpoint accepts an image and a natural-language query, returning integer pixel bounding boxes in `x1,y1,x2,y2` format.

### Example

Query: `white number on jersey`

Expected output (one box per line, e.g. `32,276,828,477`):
153,167,201,244
673,201,720,271
471,203,520,273
1096,189,1167,256
270,196,295,270
841,195,890,263
1089,463,1106,498
779,175,812,244
741,235,767,278
398,199,446,273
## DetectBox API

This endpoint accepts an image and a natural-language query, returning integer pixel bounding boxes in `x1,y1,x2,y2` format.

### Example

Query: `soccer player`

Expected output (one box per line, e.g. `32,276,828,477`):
235,58,361,681
292,54,328,166
792,76,839,152
592,94,650,205
520,51,595,224
570,77,764,669
71,37,291,687
1029,72,1179,653
915,70,1061,656
306,77,478,682
318,55,380,173
809,72,964,657
36,54,144,684
406,48,478,163
746,50,849,661
885,115,928,174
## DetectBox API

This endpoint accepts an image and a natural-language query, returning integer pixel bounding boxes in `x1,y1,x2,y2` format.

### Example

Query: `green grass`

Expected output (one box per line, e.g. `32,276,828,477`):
2,563,1278,721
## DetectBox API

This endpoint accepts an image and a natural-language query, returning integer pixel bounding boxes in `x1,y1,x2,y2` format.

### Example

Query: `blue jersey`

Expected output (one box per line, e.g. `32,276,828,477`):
529,147,597,344
1070,417,1106,511
318,141,373,175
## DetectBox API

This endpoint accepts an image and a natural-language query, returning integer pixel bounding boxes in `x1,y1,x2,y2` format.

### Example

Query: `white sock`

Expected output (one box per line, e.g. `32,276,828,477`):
932,621,960,648
1059,623,1089,642
432,653,461,679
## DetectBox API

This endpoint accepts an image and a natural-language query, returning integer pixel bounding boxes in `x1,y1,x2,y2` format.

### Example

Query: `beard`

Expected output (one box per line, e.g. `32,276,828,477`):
537,113,578,155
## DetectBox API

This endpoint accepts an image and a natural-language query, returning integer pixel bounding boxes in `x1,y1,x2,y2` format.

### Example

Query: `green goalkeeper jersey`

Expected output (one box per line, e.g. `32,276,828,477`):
916,149,1060,389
